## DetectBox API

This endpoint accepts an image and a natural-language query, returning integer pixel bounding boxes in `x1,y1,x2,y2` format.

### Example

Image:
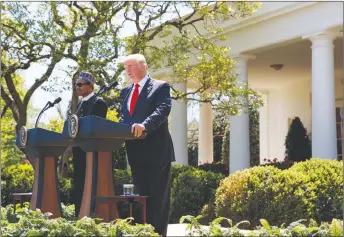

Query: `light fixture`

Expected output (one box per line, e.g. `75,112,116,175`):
270,64,284,71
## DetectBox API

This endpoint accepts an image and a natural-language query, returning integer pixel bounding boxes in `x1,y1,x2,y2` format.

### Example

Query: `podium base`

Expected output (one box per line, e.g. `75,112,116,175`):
79,152,118,222
30,157,62,218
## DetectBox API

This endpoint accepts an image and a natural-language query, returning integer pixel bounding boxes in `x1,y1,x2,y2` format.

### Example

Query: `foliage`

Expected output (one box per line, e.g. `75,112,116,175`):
213,110,230,163
106,108,120,122
261,157,294,170
57,175,72,205
156,24,264,115
187,108,237,167
2,2,68,131
46,118,64,133
198,162,228,176
1,205,159,236
2,1,262,135
221,122,230,166
1,74,27,166
106,109,128,169
1,108,24,166
215,159,343,228
249,109,260,166
285,117,312,162
187,120,199,167
1,164,34,206
171,164,197,182
170,168,224,224
289,158,343,223
179,214,343,237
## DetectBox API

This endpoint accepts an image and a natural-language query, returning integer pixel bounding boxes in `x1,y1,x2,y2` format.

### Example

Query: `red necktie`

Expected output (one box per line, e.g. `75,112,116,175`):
129,84,140,116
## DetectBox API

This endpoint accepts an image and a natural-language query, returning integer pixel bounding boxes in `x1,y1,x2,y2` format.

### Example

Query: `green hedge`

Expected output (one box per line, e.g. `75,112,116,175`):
170,168,224,223
1,164,72,206
215,158,343,228
1,163,215,225
289,158,343,222
1,164,34,205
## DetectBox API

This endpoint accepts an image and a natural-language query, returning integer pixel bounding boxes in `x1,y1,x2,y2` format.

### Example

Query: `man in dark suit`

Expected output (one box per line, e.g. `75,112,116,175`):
119,54,175,236
71,71,108,217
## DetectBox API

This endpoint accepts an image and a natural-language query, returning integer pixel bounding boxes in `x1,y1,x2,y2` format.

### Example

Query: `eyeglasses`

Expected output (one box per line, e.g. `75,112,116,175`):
74,82,90,87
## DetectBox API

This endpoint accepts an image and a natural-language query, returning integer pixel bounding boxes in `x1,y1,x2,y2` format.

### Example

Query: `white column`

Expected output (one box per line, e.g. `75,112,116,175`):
304,32,339,159
229,54,255,173
198,100,213,164
171,82,188,165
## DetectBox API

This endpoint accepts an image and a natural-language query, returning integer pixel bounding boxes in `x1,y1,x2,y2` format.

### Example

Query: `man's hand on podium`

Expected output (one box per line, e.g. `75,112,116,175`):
131,123,145,137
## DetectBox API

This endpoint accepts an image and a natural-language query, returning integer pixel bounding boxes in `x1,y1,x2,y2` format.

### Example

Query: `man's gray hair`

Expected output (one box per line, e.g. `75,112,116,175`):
123,54,147,65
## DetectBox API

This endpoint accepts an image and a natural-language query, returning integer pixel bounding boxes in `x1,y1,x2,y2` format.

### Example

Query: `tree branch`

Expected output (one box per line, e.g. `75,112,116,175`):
23,58,61,108
1,103,10,118
1,87,19,122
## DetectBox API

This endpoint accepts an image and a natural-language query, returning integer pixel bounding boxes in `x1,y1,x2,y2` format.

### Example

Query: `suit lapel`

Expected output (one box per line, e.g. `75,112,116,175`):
132,77,153,117
123,85,134,113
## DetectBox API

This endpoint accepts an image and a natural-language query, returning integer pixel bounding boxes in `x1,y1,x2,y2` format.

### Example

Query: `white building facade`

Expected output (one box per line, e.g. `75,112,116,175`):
152,2,343,173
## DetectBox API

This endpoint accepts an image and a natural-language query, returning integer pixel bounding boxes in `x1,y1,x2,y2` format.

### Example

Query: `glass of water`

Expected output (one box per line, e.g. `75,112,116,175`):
123,184,135,196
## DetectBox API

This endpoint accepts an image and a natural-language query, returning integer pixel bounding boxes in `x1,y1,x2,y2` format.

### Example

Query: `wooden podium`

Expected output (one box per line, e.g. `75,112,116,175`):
16,127,71,218
62,115,145,222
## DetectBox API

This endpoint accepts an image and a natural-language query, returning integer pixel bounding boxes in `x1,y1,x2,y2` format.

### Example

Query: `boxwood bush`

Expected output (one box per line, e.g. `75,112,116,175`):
170,168,224,224
215,158,343,228
1,164,34,205
289,158,343,223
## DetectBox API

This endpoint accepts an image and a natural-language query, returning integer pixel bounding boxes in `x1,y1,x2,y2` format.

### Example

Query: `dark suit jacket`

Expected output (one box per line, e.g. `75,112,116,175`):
120,77,175,167
76,95,107,118
73,95,108,158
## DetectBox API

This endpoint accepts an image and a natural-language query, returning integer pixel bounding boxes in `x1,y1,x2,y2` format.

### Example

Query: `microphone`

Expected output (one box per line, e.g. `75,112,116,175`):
35,97,62,128
96,81,119,96
104,81,118,93
51,97,62,106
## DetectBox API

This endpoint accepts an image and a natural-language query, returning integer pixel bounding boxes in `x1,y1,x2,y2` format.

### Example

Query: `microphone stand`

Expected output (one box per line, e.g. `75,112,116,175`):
35,102,52,128
95,85,107,97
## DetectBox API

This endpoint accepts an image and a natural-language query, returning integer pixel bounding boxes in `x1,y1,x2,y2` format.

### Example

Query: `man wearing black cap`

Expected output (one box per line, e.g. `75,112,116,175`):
71,71,108,217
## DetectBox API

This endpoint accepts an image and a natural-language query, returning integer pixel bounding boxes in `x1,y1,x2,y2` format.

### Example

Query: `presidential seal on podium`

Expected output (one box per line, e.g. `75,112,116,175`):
68,114,79,138
19,126,28,147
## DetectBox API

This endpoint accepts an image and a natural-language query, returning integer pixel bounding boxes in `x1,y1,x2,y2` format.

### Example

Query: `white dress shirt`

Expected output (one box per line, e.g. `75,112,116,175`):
81,92,95,101
127,74,149,111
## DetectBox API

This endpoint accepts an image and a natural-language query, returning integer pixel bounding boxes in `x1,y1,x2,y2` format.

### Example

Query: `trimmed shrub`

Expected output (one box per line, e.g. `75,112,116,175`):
289,158,343,222
215,159,343,228
1,164,34,206
171,164,196,181
198,162,228,176
1,164,72,206
170,169,224,223
285,117,311,162
215,165,281,228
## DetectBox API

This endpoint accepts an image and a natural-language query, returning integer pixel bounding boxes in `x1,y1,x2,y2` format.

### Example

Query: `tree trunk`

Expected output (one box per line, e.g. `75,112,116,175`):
59,146,73,177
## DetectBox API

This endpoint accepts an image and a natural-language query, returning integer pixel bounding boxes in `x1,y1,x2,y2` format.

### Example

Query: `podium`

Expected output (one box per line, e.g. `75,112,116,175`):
16,127,71,218
62,115,145,222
